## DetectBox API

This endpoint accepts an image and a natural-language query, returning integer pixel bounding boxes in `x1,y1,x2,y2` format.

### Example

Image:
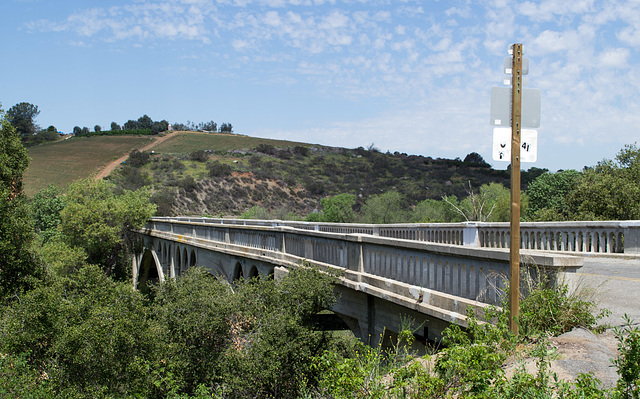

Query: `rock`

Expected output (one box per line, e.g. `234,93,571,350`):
504,327,620,389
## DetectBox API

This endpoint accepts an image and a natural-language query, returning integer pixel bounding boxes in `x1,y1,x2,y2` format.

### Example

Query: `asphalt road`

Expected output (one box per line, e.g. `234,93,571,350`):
568,256,640,328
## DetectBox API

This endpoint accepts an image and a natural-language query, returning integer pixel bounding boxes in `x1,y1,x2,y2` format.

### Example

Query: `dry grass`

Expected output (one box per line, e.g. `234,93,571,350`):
151,131,310,154
23,135,154,196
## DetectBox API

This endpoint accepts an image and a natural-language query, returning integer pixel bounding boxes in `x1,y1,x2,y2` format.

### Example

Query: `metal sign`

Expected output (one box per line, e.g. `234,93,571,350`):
492,127,538,162
490,87,541,128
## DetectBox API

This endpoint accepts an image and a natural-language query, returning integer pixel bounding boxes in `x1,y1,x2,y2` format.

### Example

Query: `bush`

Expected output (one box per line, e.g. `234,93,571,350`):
189,150,208,162
208,160,233,177
518,275,609,337
127,149,151,167
612,316,640,398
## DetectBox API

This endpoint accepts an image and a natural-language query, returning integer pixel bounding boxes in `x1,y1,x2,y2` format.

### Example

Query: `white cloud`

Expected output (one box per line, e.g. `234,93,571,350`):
519,0,595,22
597,48,629,69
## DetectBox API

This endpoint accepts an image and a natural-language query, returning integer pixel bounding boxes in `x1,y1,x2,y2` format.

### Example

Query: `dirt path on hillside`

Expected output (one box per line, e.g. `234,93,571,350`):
94,131,180,180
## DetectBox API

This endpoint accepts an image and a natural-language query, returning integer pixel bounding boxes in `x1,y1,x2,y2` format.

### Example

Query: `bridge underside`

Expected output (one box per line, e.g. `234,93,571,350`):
134,235,461,345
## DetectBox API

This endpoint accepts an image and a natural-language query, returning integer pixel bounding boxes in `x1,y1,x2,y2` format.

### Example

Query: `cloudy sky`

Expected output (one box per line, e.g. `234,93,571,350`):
1,0,639,171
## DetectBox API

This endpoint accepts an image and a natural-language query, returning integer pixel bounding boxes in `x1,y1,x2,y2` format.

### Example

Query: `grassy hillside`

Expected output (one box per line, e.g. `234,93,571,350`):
151,132,310,154
24,135,154,196
24,131,514,219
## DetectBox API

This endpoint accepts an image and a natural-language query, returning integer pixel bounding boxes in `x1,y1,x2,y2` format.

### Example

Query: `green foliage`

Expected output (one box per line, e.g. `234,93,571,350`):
612,316,640,399
31,184,66,243
463,151,490,167
412,197,464,223
518,281,608,337
0,265,160,398
6,102,40,140
189,150,208,162
96,128,153,136
317,193,356,223
443,182,514,222
526,169,581,221
207,160,233,177
570,144,640,220
0,111,43,299
359,190,408,224
0,352,55,398
60,179,156,279
33,126,60,144
127,149,151,167
37,238,88,277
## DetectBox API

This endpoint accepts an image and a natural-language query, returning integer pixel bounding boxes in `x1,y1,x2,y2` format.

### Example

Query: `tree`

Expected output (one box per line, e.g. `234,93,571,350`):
443,182,497,222
526,170,581,221
34,126,59,144
319,193,356,223
81,127,90,137
59,179,156,279
570,144,640,220
412,198,450,223
220,123,233,133
73,126,81,135
150,120,168,135
6,102,39,140
110,121,121,131
137,114,153,130
463,152,490,167
0,265,159,397
31,184,66,243
201,121,217,132
0,109,43,298
94,125,101,133
123,119,140,130
359,190,408,224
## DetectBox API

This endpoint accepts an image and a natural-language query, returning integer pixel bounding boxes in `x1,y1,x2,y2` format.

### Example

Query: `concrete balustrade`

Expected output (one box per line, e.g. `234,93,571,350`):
138,218,585,343
145,218,583,306
155,217,640,255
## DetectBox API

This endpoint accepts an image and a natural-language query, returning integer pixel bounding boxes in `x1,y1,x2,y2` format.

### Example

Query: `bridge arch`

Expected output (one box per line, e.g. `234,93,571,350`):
190,249,197,267
248,265,259,280
137,248,163,294
182,247,188,274
232,261,244,281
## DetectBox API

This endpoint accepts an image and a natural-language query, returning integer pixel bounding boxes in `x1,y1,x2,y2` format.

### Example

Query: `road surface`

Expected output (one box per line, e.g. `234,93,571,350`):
568,255,640,328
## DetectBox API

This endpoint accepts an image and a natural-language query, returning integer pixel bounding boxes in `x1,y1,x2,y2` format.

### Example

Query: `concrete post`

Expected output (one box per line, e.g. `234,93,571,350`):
622,221,640,254
463,222,480,247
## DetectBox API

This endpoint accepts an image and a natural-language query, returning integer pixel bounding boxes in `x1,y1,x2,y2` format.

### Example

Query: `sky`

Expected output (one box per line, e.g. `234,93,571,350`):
1,0,639,172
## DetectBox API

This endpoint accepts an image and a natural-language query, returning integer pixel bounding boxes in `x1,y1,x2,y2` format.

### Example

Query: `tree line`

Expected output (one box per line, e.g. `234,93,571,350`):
239,142,640,224
2,101,234,143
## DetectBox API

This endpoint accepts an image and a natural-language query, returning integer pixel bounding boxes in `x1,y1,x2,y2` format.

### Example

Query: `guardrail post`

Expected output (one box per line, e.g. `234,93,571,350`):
622,221,640,254
463,222,480,247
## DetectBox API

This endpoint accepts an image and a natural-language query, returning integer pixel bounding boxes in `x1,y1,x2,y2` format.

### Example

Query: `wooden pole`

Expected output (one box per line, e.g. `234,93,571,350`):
509,44,523,335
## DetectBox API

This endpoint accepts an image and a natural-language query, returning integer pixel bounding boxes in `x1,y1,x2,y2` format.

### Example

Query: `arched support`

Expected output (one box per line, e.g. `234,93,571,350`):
136,248,164,294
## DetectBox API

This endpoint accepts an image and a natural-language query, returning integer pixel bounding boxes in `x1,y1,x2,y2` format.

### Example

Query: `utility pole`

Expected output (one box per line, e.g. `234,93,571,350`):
509,43,523,335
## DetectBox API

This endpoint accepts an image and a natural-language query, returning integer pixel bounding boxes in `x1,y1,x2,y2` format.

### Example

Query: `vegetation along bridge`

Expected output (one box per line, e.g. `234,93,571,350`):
134,218,640,344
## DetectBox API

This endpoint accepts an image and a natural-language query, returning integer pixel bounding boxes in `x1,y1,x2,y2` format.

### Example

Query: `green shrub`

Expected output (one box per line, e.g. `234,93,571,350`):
208,160,233,177
518,278,609,337
612,315,640,399
127,149,151,167
189,150,208,162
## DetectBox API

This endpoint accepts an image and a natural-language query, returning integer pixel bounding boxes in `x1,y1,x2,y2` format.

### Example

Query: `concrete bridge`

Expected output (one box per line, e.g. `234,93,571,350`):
133,218,640,344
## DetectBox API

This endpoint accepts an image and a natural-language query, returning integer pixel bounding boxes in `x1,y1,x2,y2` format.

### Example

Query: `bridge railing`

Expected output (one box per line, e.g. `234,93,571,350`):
153,217,640,255
144,218,584,307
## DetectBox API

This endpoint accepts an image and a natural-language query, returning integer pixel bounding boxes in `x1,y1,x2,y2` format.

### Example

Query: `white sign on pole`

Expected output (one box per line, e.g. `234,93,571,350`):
492,128,538,162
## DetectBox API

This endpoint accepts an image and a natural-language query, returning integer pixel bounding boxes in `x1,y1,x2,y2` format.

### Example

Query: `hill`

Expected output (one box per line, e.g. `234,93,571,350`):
24,135,155,196
24,131,515,218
